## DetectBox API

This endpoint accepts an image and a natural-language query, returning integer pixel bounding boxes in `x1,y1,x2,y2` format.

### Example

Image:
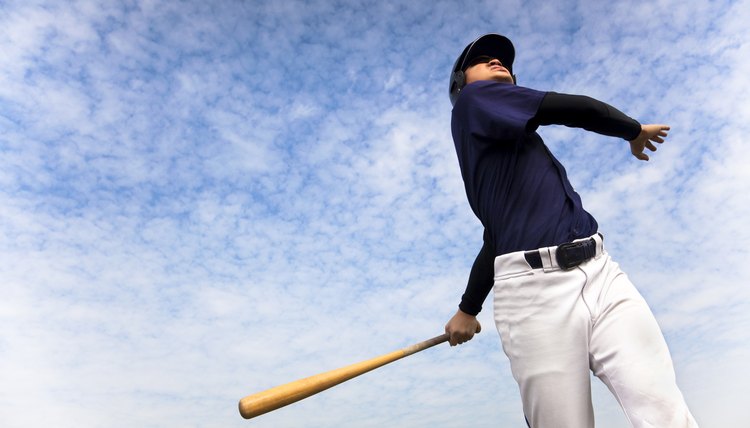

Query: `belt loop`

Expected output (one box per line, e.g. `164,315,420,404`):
540,246,557,270
594,233,604,256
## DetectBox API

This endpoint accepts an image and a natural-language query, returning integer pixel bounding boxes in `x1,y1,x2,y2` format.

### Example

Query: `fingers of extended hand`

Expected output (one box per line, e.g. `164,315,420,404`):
631,146,649,161
650,124,670,132
630,140,647,160
651,125,670,140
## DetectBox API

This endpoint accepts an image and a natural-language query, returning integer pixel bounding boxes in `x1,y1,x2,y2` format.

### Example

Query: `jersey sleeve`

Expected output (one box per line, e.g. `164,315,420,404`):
452,81,547,143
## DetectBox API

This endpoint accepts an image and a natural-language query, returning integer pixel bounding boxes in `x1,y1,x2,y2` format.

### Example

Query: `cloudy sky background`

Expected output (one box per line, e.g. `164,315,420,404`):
1,0,748,426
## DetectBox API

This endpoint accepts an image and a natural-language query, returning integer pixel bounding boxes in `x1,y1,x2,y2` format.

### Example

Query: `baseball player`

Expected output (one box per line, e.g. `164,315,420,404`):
443,34,699,427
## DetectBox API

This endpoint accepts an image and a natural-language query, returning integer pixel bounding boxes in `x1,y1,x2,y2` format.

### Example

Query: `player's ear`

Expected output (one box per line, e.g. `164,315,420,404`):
449,70,466,105
452,70,466,90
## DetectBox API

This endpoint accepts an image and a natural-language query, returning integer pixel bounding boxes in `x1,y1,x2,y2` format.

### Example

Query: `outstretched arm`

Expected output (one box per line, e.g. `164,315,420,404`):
528,92,642,140
529,92,670,161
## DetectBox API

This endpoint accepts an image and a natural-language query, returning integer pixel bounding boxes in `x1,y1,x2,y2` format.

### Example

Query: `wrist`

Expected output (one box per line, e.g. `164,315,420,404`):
458,303,480,316
456,308,477,318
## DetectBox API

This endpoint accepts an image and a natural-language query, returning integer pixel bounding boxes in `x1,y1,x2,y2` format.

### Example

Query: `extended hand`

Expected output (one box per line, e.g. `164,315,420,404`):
444,309,482,346
629,124,670,161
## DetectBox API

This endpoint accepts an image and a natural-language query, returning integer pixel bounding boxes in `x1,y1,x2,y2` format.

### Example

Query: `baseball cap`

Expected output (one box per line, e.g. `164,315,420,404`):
449,33,516,105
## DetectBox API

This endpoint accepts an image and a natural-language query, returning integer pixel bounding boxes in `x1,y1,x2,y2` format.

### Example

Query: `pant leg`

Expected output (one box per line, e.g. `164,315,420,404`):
582,254,699,428
493,253,595,428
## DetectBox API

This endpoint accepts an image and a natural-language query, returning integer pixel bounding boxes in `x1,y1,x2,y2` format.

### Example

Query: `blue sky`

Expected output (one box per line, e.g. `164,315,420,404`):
1,0,748,427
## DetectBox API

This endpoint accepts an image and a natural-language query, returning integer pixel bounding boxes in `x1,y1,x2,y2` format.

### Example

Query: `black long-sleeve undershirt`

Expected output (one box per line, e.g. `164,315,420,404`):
458,92,641,316
528,92,642,139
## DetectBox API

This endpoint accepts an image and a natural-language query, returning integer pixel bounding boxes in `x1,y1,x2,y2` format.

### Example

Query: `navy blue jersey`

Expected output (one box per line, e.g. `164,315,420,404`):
451,80,598,256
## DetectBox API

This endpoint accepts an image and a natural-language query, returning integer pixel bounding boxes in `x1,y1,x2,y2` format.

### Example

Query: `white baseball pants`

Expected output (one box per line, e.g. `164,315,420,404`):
492,234,698,427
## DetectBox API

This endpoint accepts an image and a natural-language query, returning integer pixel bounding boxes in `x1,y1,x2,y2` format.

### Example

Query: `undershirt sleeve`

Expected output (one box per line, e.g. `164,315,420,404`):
528,91,642,140
458,228,495,316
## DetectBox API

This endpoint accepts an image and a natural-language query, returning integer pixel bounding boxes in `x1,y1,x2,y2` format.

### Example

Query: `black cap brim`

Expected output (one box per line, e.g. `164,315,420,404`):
459,34,515,74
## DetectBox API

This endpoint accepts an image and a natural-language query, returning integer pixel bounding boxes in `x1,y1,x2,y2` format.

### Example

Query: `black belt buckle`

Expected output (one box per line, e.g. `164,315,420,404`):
555,239,594,270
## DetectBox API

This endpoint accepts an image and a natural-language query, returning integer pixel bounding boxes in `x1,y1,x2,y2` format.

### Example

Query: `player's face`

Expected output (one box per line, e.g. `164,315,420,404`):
464,56,514,85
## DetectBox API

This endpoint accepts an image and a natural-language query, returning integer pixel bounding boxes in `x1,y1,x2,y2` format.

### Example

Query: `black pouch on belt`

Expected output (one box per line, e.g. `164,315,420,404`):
555,238,597,270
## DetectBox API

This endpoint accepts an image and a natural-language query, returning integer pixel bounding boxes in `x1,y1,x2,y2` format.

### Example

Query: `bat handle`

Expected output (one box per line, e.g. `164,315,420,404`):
403,333,449,356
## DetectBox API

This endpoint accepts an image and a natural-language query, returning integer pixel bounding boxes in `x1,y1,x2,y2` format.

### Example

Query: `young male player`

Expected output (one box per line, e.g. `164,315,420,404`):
443,33,699,427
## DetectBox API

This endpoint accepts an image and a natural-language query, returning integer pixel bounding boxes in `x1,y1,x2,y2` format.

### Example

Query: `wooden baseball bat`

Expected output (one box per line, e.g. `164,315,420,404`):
238,333,449,419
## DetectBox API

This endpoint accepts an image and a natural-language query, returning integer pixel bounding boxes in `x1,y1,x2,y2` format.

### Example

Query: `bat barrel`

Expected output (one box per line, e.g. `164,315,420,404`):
239,333,449,419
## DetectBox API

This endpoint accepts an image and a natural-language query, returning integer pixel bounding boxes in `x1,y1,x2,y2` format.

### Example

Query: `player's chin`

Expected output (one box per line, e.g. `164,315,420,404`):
492,74,514,84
